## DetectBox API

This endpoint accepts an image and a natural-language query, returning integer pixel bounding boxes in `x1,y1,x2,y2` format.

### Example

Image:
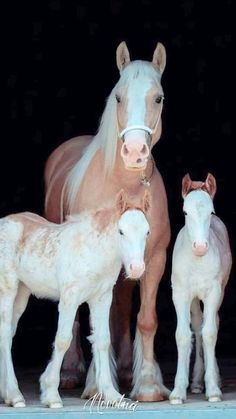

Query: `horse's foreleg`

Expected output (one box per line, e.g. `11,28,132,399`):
60,311,86,389
0,287,25,407
83,289,122,402
40,296,79,408
190,298,204,394
169,289,192,404
202,289,222,402
131,250,169,401
110,277,136,389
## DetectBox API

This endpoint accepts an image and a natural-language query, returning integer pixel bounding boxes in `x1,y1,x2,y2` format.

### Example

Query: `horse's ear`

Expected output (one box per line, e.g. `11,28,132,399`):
142,190,152,213
182,173,192,198
152,42,166,75
116,189,127,213
116,41,130,72
205,173,217,198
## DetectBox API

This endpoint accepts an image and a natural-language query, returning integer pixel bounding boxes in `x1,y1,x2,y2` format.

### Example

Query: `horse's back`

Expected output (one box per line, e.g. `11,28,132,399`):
44,135,93,223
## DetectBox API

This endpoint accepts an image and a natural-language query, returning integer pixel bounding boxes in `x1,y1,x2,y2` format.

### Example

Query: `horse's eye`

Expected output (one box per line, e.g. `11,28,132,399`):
155,95,163,104
119,229,124,235
115,94,121,103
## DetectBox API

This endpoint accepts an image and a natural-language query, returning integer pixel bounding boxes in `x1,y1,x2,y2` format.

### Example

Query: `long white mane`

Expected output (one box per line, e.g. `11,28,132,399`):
66,61,161,213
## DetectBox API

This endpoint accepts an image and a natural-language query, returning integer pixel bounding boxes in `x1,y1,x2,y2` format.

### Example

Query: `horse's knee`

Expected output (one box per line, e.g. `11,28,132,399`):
202,328,217,346
137,312,157,337
176,329,192,347
55,335,72,352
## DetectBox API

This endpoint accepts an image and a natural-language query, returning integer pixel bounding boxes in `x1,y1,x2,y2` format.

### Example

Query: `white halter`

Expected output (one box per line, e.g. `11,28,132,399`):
119,96,164,140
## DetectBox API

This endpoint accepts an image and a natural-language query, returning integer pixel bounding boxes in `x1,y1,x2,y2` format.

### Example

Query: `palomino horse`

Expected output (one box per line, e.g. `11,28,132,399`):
44,41,170,401
170,174,232,404
0,190,150,408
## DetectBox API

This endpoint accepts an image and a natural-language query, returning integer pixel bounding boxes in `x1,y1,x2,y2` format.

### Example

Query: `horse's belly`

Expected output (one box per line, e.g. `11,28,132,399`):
18,256,59,300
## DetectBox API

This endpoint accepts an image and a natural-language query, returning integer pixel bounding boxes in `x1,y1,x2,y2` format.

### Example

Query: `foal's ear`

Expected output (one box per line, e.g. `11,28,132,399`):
152,42,166,75
205,173,217,198
116,189,127,213
182,173,192,198
116,41,130,72
142,190,152,213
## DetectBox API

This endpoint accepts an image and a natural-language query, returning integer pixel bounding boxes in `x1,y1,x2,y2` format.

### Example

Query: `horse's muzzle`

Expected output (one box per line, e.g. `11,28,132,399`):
120,128,151,169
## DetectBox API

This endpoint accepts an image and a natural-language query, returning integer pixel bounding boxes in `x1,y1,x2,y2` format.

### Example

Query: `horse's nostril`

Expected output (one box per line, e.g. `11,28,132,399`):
136,158,142,163
141,144,148,155
122,144,129,156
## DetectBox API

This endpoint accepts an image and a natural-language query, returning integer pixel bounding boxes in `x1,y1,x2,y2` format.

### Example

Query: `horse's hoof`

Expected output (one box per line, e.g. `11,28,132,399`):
135,392,165,402
208,395,222,402
49,401,63,408
170,397,183,405
5,398,26,408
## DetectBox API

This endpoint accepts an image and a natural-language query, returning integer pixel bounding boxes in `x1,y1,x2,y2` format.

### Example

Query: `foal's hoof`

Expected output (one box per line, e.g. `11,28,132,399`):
5,397,26,408
170,397,183,405
49,401,63,408
208,395,222,403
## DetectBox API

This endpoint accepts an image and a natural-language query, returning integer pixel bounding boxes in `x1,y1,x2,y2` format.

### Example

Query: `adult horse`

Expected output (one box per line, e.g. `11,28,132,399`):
44,41,170,401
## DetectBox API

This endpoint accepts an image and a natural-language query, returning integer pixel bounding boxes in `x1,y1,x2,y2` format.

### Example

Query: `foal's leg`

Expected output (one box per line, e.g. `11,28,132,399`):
190,298,204,393
0,288,25,407
83,290,122,402
202,289,222,402
12,283,31,337
169,290,192,404
110,276,136,389
60,313,86,389
131,250,170,401
40,294,79,408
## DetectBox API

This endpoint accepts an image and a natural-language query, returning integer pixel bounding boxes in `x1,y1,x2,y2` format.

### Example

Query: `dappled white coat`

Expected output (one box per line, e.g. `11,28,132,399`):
170,175,232,405
0,192,150,408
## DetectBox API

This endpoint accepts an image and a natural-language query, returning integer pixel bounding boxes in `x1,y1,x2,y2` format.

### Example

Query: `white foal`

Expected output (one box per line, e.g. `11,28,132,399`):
170,173,232,404
0,189,150,408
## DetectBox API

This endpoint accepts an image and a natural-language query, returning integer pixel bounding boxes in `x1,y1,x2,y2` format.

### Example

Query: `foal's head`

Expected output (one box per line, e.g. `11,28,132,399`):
181,173,216,256
115,189,151,278
116,42,166,170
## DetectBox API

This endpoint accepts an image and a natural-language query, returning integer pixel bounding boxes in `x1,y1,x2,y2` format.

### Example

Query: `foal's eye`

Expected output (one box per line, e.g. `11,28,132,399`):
183,211,187,216
119,229,124,235
155,95,163,104
211,211,215,215
115,94,121,103
147,231,150,236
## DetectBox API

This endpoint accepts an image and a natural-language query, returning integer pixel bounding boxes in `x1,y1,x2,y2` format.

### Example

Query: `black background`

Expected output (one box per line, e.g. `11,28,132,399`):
4,0,235,371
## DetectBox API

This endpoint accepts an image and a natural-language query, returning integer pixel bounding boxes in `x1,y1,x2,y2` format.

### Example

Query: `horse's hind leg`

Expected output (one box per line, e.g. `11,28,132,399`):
190,298,204,394
60,312,86,389
110,276,135,389
0,286,25,407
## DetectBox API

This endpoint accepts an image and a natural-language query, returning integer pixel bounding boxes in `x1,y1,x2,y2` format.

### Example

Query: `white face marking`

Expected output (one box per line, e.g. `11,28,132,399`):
118,209,149,278
183,191,214,250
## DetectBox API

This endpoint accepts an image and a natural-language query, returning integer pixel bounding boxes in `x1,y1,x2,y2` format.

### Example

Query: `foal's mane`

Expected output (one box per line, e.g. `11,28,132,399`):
66,61,161,214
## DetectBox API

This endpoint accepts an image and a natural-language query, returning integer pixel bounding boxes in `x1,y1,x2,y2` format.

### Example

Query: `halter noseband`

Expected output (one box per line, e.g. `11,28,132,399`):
119,96,164,143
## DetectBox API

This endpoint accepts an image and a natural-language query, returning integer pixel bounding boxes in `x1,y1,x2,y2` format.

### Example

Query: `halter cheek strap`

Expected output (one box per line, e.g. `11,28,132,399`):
119,96,164,145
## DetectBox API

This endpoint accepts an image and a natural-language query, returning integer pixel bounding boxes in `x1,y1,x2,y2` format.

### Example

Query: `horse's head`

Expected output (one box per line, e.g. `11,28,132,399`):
114,42,166,171
182,173,216,256
115,189,151,278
